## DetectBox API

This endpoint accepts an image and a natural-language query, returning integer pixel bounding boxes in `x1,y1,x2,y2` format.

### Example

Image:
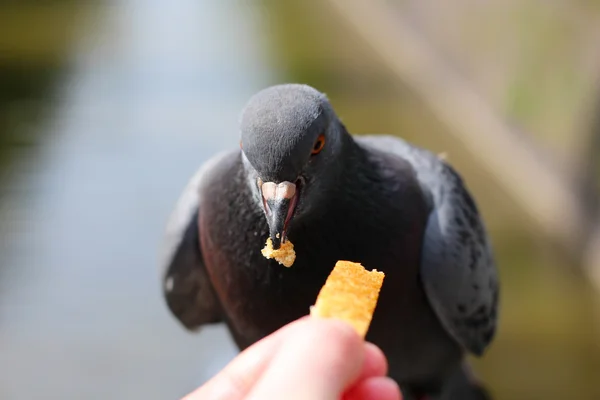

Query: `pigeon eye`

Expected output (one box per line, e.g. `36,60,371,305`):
311,134,326,155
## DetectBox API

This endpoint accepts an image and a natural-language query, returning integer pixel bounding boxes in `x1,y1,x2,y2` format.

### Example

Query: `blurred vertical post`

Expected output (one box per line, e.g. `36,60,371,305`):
580,93,600,289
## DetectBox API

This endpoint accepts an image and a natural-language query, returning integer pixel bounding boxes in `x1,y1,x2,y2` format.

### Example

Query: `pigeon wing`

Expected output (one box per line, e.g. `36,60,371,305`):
357,135,499,355
160,150,235,330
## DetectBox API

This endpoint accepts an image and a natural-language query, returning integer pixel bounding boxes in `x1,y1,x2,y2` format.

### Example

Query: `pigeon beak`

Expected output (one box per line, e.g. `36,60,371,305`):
260,181,298,249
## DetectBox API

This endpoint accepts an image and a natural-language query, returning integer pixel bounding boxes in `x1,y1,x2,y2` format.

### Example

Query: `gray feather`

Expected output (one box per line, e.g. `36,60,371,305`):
160,150,234,330
356,135,499,355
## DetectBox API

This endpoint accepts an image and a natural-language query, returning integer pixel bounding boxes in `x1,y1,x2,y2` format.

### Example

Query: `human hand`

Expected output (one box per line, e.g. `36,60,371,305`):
183,316,402,400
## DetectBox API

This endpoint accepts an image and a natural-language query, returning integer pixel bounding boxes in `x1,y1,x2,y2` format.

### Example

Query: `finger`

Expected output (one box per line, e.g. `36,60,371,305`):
246,318,366,400
183,317,311,400
342,376,403,400
356,342,388,381
343,341,389,396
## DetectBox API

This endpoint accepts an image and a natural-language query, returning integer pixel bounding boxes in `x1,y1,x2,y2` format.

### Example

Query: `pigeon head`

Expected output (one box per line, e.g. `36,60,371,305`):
239,83,347,249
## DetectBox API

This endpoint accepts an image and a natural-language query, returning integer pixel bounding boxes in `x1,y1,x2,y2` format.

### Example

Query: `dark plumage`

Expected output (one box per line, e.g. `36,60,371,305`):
160,84,499,400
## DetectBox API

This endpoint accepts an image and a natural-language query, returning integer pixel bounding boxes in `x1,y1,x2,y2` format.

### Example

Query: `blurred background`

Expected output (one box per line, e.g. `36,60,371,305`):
1,1,600,399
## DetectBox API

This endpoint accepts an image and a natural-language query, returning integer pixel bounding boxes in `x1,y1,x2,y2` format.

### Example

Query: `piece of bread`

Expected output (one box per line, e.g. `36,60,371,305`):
261,237,296,267
310,260,385,338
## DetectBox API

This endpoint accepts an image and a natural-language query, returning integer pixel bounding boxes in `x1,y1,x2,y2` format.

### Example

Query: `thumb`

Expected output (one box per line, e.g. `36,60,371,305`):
246,318,366,400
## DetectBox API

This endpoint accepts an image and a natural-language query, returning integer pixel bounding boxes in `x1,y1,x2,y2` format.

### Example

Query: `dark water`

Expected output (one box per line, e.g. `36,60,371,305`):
1,1,600,400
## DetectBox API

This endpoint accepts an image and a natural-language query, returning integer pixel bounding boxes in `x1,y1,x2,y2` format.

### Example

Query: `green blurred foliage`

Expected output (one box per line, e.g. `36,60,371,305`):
0,2,89,168
390,0,600,159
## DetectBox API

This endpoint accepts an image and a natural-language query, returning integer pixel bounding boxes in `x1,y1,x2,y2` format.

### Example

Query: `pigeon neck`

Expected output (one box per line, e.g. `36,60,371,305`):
338,124,362,161
340,131,369,182
324,130,375,207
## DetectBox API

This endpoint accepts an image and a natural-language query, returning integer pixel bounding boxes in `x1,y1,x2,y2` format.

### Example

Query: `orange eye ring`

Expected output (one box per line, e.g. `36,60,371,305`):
311,134,326,155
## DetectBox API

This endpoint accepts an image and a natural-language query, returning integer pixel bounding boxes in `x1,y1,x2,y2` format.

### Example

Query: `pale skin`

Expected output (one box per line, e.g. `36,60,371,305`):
183,317,403,400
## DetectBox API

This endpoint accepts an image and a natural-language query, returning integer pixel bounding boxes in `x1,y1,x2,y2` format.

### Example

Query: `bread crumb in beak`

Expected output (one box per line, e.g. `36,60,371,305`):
261,237,296,267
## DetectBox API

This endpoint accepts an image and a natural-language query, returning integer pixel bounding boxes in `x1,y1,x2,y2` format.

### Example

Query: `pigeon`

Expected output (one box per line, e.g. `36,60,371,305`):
160,83,499,400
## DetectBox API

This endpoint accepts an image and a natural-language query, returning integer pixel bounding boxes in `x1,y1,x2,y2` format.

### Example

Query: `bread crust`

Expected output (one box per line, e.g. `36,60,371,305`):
310,261,385,338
